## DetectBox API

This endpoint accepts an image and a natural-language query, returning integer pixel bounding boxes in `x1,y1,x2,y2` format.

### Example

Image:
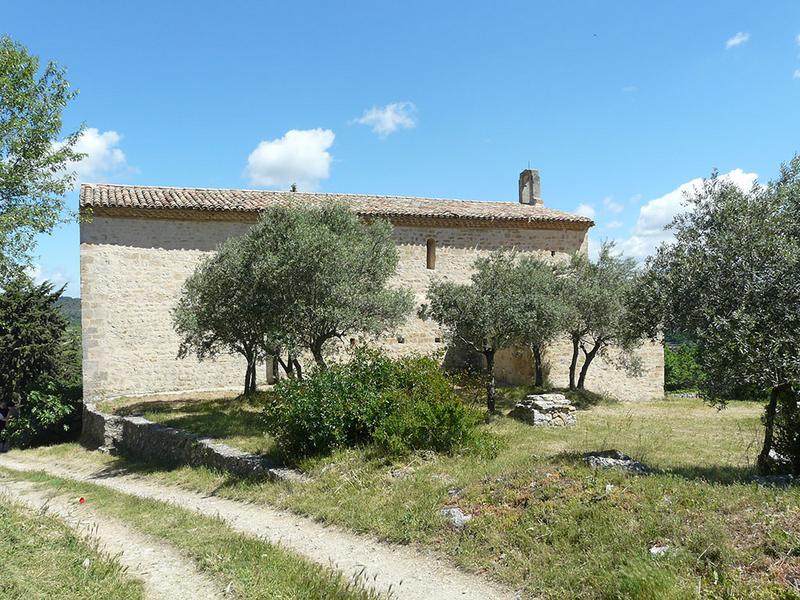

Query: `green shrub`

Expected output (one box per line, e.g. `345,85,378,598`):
0,275,83,447
664,345,704,391
262,349,483,458
4,384,81,448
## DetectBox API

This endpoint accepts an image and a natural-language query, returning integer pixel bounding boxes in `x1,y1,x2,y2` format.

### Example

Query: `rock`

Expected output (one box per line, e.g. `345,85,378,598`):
447,487,464,498
604,483,615,493
389,466,415,479
440,507,472,529
584,450,650,474
508,394,577,427
649,545,671,557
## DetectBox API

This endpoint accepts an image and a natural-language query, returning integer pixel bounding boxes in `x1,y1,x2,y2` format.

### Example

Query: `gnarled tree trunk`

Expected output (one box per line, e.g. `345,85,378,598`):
568,333,580,390
532,344,544,387
484,349,496,413
757,385,782,475
577,340,602,390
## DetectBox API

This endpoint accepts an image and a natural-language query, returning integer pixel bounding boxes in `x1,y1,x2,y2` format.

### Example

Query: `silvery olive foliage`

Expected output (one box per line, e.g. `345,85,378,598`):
560,241,643,390
639,157,800,474
424,251,568,411
423,252,521,413
173,204,413,394
0,36,83,279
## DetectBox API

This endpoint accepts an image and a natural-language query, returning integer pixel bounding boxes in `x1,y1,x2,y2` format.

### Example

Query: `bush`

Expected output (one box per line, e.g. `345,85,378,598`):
0,275,83,447
664,345,704,391
3,384,81,448
262,349,483,458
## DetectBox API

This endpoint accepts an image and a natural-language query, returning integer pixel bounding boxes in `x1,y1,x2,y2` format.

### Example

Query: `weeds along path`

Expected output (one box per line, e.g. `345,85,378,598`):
0,474,225,600
0,454,515,600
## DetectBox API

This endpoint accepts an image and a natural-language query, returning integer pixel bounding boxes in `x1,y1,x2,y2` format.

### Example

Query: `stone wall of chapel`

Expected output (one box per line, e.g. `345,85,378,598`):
80,216,662,401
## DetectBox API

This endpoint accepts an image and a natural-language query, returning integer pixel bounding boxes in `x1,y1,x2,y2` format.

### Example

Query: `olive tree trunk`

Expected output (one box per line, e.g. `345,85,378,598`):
484,349,497,413
568,334,580,390
577,340,602,390
757,385,782,475
531,344,544,388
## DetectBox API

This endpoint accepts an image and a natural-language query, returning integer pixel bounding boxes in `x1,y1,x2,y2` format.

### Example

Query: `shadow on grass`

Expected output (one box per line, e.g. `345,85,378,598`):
84,450,278,497
553,449,760,486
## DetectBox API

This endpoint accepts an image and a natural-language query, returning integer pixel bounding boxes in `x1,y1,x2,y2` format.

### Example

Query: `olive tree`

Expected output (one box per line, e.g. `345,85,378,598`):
513,255,568,387
640,159,800,474
0,36,83,278
174,204,413,393
561,242,642,390
424,252,521,413
173,236,276,394
246,205,413,368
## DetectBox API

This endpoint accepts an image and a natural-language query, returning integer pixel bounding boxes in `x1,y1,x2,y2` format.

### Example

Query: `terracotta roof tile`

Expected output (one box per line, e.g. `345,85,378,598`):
80,183,594,227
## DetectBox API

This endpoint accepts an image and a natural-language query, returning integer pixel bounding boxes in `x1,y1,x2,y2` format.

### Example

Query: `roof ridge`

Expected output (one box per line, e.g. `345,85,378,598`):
80,182,536,208
79,182,594,226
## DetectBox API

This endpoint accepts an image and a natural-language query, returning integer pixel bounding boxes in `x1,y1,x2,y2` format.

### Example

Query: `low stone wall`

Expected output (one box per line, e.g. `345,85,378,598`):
79,402,304,482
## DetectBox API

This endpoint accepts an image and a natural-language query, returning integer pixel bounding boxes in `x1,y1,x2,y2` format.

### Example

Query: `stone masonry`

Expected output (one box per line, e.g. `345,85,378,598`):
508,393,577,426
80,174,664,402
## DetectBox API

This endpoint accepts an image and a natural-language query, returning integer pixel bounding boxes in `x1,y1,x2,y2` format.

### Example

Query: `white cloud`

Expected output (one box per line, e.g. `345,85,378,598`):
63,128,131,187
796,33,800,46
606,220,624,230
621,85,638,93
351,102,416,138
575,203,596,219
725,32,750,49
616,168,758,260
245,129,335,190
794,69,800,79
25,263,74,294
629,193,643,204
603,196,624,213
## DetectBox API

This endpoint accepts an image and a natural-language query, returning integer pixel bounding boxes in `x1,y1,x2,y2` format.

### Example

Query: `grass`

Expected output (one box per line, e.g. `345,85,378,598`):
24,395,800,599
1,468,386,600
0,494,145,600
99,394,275,455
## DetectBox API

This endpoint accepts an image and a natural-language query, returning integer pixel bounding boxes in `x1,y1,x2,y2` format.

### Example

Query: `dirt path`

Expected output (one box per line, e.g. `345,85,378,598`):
0,454,515,600
0,473,225,600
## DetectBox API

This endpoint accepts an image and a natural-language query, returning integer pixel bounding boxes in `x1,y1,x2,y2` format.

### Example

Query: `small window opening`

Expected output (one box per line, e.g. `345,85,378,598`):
349,338,356,347
397,335,405,344
435,337,442,343
550,250,556,257
426,238,436,270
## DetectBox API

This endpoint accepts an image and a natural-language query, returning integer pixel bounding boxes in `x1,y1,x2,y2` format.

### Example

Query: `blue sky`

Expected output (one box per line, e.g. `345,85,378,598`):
5,0,800,296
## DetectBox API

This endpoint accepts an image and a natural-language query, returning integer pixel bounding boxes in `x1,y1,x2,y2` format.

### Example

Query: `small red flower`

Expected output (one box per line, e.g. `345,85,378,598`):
79,497,85,504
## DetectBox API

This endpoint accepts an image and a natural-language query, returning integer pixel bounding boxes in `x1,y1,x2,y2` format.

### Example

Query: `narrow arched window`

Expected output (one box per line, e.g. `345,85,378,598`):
426,238,436,270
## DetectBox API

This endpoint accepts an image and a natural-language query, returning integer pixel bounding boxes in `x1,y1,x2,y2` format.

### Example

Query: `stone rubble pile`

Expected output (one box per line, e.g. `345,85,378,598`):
508,393,577,427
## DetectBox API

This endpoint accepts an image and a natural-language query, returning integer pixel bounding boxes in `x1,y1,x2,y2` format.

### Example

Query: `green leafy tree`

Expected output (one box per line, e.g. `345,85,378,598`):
0,36,83,278
0,274,80,446
663,344,704,391
174,205,413,392
640,158,800,474
173,236,276,394
561,242,642,390
513,255,568,387
247,205,413,368
424,252,521,412
0,275,67,402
